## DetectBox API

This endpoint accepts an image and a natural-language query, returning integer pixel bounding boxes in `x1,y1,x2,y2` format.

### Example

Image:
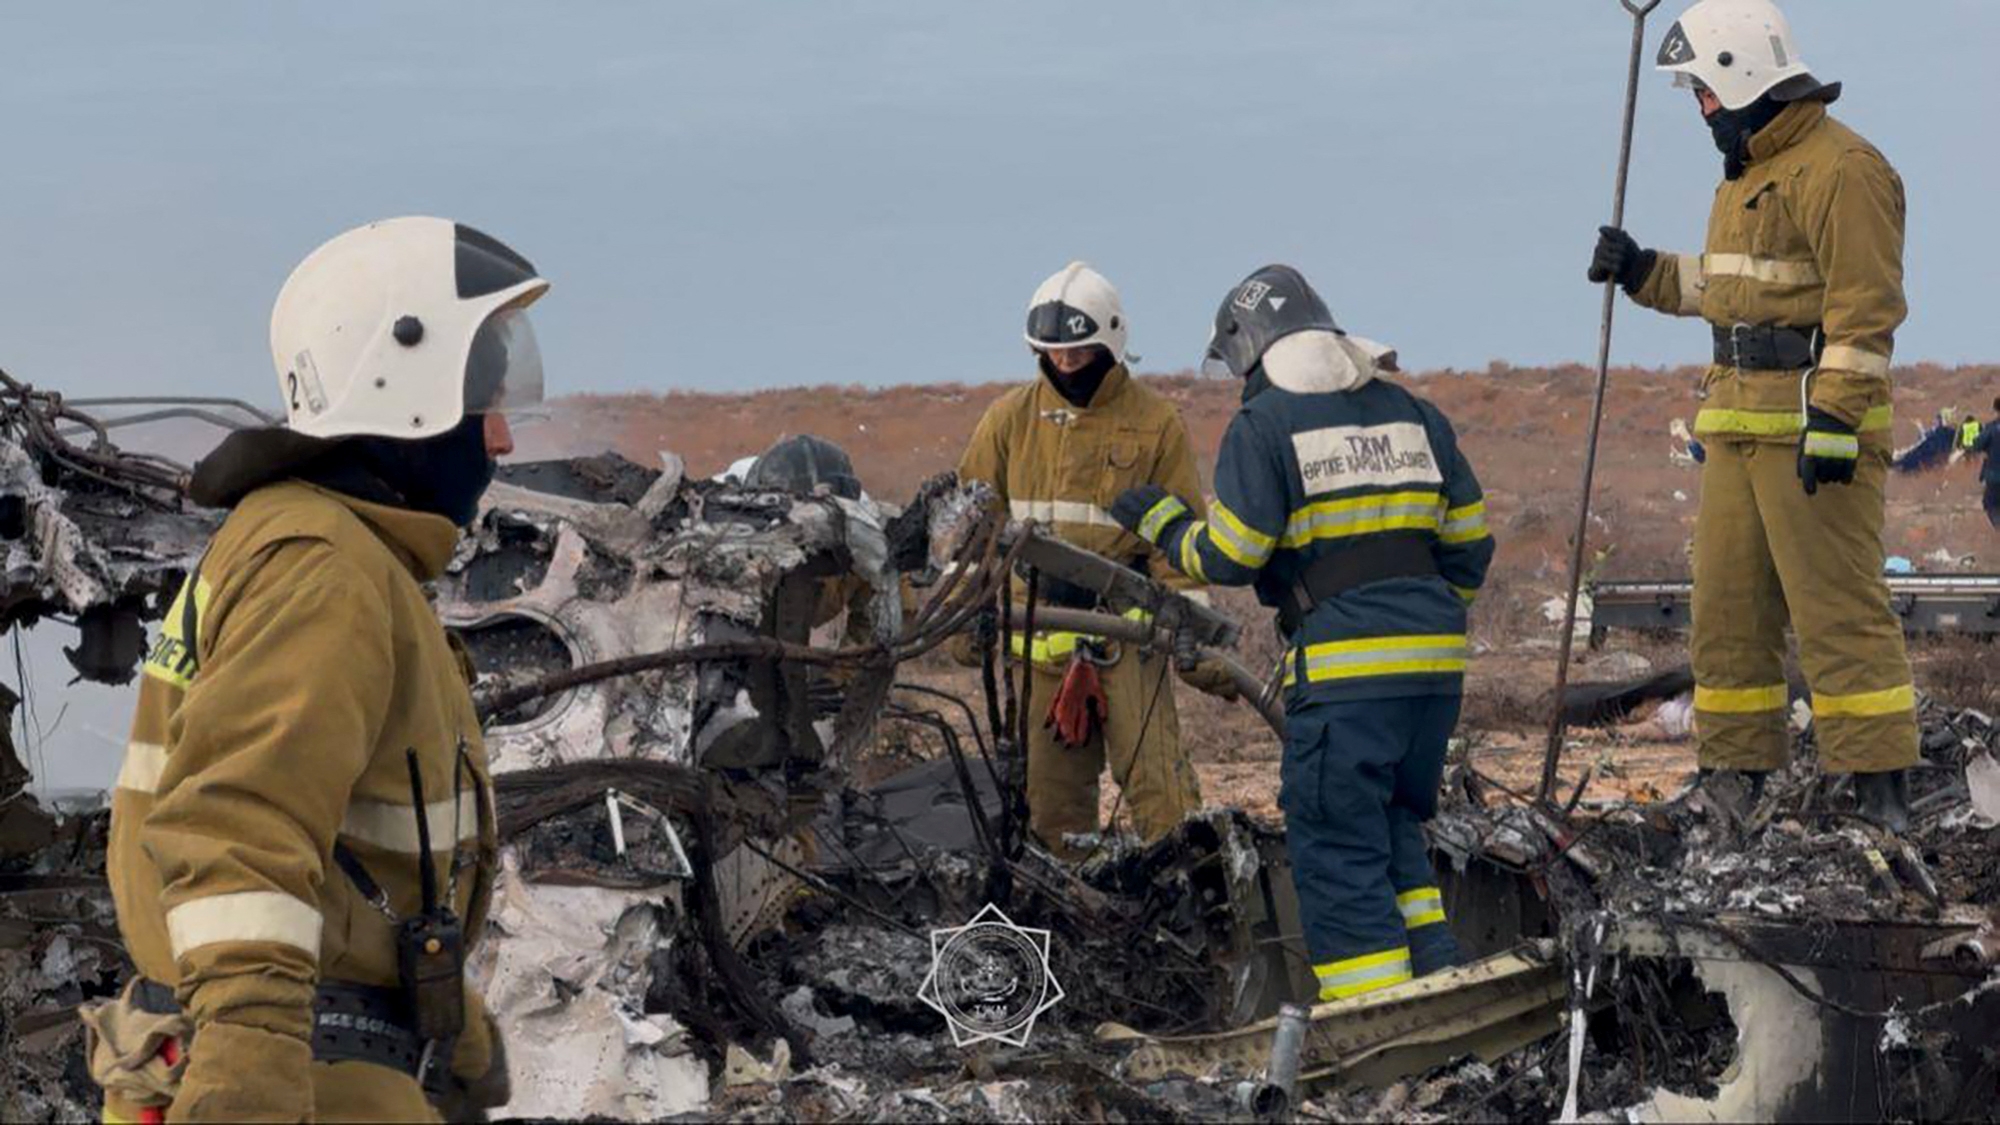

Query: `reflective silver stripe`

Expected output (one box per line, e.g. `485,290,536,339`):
166,890,322,960
1315,952,1413,992
117,741,168,794
1704,252,1822,286
1008,498,1119,528
1301,642,1467,673
1284,500,1441,542
1205,511,1271,566
1674,253,1706,314
1803,432,1858,459
1137,496,1188,542
1438,504,1487,544
341,792,481,853
1819,344,1891,379
1397,889,1444,921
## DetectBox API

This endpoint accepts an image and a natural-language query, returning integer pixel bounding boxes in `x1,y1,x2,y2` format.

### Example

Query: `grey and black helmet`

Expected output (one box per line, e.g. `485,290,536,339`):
746,434,862,500
1201,265,1341,381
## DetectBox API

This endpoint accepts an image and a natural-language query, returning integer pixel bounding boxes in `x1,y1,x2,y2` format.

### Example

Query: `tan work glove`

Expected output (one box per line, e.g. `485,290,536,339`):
1176,656,1240,701
168,1021,314,1123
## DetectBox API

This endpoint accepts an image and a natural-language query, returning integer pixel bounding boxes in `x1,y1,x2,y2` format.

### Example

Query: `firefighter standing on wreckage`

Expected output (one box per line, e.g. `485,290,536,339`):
1588,0,1918,828
955,262,1236,861
86,217,540,1122
1111,265,1493,1002
1957,396,2000,530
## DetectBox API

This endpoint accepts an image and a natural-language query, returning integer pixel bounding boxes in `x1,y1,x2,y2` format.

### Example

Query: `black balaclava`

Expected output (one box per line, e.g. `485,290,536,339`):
189,413,496,527
1708,93,1788,180
341,414,497,527
1037,345,1117,408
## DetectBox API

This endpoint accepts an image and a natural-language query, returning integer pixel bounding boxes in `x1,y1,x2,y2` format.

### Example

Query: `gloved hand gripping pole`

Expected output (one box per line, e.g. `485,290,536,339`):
1540,0,1663,806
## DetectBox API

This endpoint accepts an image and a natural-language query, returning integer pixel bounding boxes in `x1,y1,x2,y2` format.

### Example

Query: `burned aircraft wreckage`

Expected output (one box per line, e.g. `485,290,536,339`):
3,375,1998,1122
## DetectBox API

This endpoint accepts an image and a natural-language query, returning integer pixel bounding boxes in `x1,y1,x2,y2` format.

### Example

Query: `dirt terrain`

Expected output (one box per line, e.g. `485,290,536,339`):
527,363,2000,820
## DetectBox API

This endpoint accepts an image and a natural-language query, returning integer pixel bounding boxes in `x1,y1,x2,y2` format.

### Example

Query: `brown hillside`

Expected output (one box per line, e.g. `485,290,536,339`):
519,365,2000,813
529,363,2000,605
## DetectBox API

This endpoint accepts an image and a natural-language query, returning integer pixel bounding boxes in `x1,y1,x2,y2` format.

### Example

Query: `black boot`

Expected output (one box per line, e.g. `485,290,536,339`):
1853,770,1912,834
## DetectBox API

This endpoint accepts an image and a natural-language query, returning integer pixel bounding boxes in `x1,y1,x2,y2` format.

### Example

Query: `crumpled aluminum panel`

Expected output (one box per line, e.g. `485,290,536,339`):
0,440,211,630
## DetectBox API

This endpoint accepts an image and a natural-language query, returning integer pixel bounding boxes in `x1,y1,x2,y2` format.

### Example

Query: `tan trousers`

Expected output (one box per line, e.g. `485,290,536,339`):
1022,646,1202,859
1691,439,1918,773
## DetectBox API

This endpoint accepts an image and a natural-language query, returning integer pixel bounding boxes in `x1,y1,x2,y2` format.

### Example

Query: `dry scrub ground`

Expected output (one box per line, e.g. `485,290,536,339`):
530,364,2000,826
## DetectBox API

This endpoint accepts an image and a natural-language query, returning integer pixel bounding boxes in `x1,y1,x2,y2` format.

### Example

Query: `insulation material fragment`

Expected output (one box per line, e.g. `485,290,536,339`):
469,859,707,1120
1966,752,2000,827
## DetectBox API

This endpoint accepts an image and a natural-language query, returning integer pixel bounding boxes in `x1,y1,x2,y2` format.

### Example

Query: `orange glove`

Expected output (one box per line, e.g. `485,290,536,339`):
1045,655,1108,749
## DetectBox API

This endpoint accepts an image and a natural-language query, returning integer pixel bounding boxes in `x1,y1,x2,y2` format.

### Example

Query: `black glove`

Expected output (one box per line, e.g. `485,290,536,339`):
1110,484,1190,544
1797,408,1859,495
1588,226,1658,294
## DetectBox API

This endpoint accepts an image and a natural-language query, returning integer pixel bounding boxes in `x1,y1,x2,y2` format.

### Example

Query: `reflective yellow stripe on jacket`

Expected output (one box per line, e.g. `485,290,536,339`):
1283,634,1468,687
1206,500,1276,568
1438,500,1489,546
1136,495,1189,543
1280,490,1443,550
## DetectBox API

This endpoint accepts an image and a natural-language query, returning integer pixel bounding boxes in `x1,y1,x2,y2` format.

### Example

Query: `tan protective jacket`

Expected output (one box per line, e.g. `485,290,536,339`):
109,481,498,1107
959,364,1207,598
1631,102,1906,445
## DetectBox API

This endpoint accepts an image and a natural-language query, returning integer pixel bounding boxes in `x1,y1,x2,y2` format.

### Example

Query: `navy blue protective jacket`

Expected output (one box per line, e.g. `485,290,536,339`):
1971,417,2000,484
1138,334,1494,705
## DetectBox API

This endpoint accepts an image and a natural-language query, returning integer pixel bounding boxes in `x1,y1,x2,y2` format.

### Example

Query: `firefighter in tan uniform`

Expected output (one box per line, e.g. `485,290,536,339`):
87,217,548,1121
1589,0,1917,828
957,262,1225,858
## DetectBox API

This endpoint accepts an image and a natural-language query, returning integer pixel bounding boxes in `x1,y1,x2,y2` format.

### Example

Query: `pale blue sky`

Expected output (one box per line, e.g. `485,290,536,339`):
4,1,1994,412
5,3,1998,790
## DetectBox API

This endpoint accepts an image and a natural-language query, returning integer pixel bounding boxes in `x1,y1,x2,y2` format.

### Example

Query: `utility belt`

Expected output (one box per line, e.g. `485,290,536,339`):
1277,535,1440,637
80,974,442,1122
1713,323,1823,371
129,977,433,1078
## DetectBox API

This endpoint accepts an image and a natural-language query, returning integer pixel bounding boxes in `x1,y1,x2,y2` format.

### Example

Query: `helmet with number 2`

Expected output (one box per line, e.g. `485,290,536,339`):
1656,0,1837,111
269,216,550,440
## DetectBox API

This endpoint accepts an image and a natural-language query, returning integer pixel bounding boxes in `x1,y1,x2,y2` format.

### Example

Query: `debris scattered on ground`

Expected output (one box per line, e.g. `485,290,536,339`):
0,804,122,1123
6,392,1999,1122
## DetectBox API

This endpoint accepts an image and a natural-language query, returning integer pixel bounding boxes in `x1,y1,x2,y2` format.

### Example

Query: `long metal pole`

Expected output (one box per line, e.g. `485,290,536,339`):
1539,0,1663,806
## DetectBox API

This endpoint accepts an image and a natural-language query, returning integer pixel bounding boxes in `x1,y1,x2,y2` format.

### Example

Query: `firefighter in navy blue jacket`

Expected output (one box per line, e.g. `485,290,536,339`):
1111,265,1495,1002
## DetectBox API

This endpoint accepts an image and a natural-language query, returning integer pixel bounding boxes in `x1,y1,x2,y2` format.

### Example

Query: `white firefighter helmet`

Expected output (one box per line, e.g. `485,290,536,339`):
1656,0,1832,111
1024,261,1129,362
269,216,550,440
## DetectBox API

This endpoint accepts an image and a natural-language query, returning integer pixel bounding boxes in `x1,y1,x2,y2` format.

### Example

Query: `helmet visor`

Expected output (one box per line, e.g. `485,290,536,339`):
1025,301,1101,348
463,305,544,413
1200,327,1237,380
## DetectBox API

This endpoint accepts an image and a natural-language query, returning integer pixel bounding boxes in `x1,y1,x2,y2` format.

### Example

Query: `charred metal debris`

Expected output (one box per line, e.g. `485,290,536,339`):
3,380,1999,1122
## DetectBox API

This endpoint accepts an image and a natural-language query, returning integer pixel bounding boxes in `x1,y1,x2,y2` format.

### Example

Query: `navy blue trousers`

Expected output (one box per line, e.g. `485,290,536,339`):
1280,693,1462,998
